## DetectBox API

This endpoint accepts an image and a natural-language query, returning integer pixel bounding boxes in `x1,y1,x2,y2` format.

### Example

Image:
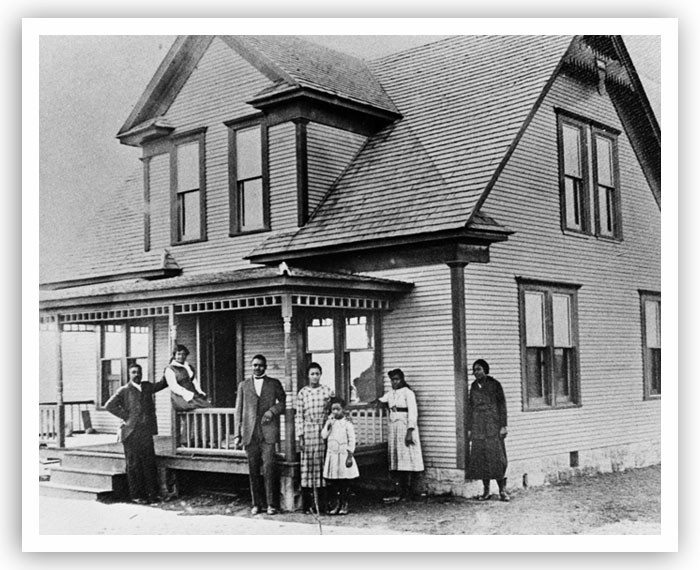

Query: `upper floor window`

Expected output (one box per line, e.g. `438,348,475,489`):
640,292,661,399
557,112,621,240
519,279,581,410
304,314,379,404
172,134,206,244
228,119,269,234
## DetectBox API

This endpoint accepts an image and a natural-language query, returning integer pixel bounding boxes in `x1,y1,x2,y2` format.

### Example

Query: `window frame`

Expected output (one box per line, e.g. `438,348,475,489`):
556,110,622,241
96,320,154,408
518,278,582,411
226,115,270,236
170,130,207,245
300,311,382,405
640,291,661,400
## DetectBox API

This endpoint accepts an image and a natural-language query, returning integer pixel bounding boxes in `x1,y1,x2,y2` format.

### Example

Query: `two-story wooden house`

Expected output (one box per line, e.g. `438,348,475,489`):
39,35,660,508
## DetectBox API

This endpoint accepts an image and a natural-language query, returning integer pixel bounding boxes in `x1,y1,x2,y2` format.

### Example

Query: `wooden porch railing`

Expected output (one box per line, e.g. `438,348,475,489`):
174,405,388,456
39,400,95,444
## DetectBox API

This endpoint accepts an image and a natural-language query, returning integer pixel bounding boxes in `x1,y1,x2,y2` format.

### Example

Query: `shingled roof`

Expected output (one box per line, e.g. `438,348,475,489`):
249,35,574,259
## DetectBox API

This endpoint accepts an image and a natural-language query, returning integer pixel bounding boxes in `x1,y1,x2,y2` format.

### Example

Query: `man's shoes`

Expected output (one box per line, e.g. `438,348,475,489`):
266,506,277,515
499,491,510,502
250,506,261,515
131,498,149,505
474,493,491,501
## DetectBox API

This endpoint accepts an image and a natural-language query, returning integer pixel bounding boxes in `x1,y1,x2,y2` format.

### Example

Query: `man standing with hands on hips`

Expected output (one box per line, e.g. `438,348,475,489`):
233,354,286,515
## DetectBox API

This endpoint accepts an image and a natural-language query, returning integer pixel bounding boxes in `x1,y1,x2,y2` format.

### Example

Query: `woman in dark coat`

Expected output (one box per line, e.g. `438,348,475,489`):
465,359,509,502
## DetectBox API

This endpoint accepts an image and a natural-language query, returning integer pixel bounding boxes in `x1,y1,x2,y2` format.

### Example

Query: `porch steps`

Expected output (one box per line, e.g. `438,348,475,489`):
39,449,128,502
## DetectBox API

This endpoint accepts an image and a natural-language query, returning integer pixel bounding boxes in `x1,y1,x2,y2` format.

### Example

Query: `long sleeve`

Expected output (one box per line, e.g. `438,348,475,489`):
164,366,193,400
321,421,331,440
495,380,508,428
104,389,128,422
268,379,286,416
346,421,356,453
406,388,419,430
465,383,473,432
191,372,206,395
234,382,244,438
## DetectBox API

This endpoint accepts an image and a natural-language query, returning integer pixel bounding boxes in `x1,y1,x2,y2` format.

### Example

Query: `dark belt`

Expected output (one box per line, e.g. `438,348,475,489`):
390,406,409,412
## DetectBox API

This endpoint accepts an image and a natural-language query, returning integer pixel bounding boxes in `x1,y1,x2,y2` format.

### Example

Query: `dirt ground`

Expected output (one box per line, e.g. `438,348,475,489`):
149,464,660,535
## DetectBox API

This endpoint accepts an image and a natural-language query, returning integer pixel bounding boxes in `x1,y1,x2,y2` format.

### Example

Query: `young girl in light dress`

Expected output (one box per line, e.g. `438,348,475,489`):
321,397,359,515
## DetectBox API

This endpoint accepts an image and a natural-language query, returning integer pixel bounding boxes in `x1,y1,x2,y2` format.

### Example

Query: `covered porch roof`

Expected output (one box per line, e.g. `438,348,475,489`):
39,265,414,322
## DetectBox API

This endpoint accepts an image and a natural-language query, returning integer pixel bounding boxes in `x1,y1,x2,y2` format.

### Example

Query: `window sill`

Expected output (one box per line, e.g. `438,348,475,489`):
523,402,582,412
594,234,624,244
561,228,591,240
229,228,271,237
643,393,661,401
172,237,208,246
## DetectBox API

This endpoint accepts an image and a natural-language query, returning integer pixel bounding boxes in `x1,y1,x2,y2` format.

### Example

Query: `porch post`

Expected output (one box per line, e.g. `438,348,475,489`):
54,315,65,448
280,294,297,511
169,304,178,454
281,295,296,461
448,263,468,470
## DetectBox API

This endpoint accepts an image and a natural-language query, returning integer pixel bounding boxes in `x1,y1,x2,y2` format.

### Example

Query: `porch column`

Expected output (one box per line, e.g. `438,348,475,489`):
448,263,468,469
169,304,178,454
281,295,296,461
54,315,65,448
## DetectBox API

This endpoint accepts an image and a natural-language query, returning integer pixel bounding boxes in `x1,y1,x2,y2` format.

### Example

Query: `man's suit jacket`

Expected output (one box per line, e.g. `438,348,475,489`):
234,376,286,446
105,379,167,441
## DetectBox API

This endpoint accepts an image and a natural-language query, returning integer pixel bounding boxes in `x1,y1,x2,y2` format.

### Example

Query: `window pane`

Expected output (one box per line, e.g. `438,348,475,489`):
109,359,122,376
597,186,613,236
239,178,264,231
349,351,375,403
179,190,201,240
103,326,123,358
526,347,545,400
309,352,336,392
595,135,613,187
346,316,373,350
307,319,334,351
237,127,262,180
129,326,149,357
650,348,661,394
645,300,660,348
565,178,582,230
525,292,545,346
552,294,572,347
554,347,573,402
562,124,582,177
178,142,200,191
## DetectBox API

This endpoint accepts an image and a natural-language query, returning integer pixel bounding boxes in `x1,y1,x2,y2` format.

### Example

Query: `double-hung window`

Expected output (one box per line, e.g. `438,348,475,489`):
228,118,269,234
519,280,581,410
304,314,379,404
172,133,206,244
640,292,661,398
557,112,621,239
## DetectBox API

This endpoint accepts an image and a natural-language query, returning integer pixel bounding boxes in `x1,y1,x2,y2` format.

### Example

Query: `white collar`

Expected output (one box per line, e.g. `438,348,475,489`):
130,381,142,391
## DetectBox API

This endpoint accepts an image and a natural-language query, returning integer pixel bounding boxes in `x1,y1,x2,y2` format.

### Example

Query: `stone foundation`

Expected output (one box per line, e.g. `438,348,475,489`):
417,440,661,497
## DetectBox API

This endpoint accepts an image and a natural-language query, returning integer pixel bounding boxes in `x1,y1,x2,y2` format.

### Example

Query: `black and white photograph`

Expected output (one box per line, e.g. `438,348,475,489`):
23,16,677,553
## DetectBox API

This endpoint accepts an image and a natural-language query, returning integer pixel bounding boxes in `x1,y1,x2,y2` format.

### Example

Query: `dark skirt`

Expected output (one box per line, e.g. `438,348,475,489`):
171,393,211,411
465,437,507,480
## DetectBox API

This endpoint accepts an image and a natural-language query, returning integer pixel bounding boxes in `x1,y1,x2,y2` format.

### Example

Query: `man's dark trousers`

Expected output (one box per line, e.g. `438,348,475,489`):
123,428,159,500
245,427,276,508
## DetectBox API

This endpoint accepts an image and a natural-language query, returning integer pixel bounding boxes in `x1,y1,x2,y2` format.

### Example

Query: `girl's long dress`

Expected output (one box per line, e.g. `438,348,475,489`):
321,418,360,480
295,384,333,488
378,387,424,472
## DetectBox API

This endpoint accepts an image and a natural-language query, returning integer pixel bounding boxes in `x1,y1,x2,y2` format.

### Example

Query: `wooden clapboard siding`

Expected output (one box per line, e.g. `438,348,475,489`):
369,265,457,469
146,37,296,273
306,123,366,216
268,122,298,230
242,309,298,398
60,330,99,403
464,70,661,463
39,330,57,403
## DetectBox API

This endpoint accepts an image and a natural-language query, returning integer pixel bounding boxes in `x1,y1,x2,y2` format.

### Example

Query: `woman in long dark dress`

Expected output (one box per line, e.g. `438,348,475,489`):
465,359,509,502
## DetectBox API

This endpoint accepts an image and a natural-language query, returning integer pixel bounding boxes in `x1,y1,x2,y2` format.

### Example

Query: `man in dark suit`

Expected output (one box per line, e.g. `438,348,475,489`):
105,363,168,504
233,354,286,515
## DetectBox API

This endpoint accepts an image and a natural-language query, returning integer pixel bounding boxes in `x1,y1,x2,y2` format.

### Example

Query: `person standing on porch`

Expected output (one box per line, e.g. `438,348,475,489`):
104,363,168,504
465,359,510,502
163,344,210,411
375,368,424,501
233,354,286,515
296,362,334,514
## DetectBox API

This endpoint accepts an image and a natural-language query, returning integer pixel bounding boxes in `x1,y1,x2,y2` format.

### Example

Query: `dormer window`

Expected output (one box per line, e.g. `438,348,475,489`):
172,131,206,244
227,117,269,235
